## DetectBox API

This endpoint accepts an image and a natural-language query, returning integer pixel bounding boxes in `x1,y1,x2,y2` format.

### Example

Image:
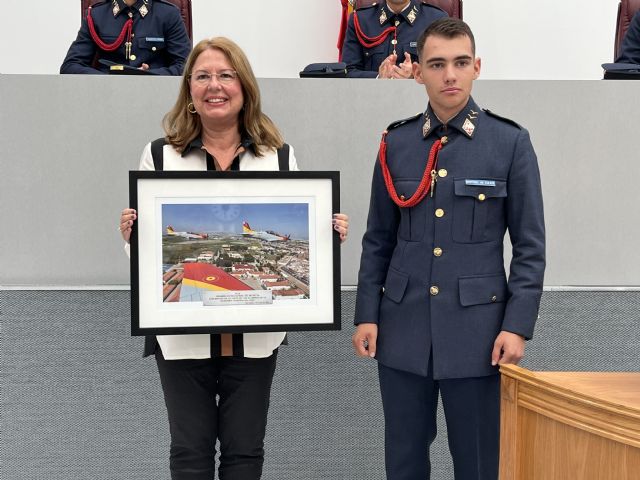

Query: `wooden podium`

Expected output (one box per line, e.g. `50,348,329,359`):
499,365,640,480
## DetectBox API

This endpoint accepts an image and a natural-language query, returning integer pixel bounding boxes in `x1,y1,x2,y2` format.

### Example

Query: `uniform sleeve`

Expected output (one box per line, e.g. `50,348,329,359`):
60,19,103,74
354,156,401,324
616,11,640,64
147,6,191,76
343,14,379,79
502,129,546,339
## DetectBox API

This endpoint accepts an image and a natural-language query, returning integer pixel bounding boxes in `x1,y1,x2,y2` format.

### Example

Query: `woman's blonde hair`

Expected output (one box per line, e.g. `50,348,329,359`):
162,37,284,156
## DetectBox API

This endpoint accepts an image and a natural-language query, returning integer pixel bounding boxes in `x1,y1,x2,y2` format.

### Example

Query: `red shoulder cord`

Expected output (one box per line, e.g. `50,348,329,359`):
86,6,133,52
353,11,398,49
337,0,350,60
379,132,443,208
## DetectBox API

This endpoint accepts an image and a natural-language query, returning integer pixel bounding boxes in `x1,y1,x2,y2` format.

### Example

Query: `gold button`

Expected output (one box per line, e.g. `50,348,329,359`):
394,20,400,26
382,287,386,293
433,247,443,257
441,136,448,145
391,39,398,45
400,194,405,200
435,208,444,218
478,193,486,201
491,295,497,302
152,46,157,52
438,168,448,178
430,286,439,296
130,54,137,61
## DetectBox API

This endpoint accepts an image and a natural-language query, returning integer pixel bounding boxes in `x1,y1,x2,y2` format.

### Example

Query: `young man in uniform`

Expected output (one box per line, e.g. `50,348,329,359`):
61,0,191,75
353,18,545,479
341,0,447,78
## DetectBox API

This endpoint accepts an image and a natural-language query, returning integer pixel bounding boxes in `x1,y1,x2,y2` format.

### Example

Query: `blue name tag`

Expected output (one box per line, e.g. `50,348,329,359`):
146,37,165,42
465,179,496,187
410,42,417,47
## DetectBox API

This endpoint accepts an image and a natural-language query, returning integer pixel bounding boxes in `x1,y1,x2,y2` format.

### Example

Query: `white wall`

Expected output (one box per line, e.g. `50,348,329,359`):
0,0,620,79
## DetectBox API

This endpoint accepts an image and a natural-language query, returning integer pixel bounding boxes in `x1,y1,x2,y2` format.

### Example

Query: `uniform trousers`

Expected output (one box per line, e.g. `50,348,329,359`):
155,349,278,480
378,362,500,480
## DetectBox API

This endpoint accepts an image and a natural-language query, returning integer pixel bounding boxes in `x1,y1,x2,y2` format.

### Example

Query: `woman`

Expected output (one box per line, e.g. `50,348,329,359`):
119,37,348,480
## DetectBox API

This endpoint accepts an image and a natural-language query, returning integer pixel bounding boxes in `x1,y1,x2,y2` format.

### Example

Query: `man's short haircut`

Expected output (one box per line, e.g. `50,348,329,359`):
417,18,476,61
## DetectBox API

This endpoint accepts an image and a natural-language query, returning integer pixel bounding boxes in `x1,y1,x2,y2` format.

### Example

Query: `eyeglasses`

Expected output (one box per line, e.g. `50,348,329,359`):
189,70,238,85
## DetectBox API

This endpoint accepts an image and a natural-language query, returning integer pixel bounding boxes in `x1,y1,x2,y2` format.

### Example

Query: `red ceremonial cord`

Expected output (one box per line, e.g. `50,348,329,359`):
338,0,350,60
87,6,133,52
379,132,443,208
353,11,397,48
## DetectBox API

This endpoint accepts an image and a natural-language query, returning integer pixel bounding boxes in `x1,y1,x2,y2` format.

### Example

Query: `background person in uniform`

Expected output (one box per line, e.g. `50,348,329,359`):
352,18,545,479
60,0,191,75
341,0,446,78
616,10,640,65
118,37,349,479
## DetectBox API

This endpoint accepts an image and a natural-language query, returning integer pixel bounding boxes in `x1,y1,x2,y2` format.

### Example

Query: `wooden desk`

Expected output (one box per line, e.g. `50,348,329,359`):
499,365,640,480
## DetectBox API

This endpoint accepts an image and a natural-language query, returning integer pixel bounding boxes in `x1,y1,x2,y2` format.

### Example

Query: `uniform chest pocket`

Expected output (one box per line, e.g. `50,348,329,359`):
393,179,426,241
137,37,166,52
363,44,387,70
400,43,418,62
452,178,507,243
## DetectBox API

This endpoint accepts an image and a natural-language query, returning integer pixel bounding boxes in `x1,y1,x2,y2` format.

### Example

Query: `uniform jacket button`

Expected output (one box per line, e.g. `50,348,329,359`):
435,208,445,218
430,286,439,296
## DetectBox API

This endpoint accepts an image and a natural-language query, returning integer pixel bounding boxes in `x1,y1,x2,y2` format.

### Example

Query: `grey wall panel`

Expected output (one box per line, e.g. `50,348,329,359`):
1,76,639,286
1,290,639,480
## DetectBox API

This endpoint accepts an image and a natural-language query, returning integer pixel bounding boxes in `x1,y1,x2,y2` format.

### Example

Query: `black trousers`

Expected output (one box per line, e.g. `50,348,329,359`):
155,350,278,480
378,362,500,480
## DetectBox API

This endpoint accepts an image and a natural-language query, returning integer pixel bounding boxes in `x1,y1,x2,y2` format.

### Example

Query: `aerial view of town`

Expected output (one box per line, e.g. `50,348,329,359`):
160,202,310,304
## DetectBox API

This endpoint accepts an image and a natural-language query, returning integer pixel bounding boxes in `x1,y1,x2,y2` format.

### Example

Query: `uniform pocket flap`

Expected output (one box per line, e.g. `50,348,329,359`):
459,274,507,306
384,266,409,304
454,178,507,199
138,37,166,50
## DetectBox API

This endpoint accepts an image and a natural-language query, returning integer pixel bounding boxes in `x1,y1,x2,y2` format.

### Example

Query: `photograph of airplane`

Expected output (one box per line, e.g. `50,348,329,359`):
242,221,290,242
166,225,209,240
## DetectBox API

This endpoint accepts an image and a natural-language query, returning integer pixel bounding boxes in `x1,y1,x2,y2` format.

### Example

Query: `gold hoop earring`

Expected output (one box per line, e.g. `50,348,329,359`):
187,102,197,114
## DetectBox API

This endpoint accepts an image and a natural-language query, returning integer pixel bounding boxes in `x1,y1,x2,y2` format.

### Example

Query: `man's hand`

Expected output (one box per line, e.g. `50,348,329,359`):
139,63,150,71
378,54,397,79
491,331,525,366
390,52,414,79
352,323,378,358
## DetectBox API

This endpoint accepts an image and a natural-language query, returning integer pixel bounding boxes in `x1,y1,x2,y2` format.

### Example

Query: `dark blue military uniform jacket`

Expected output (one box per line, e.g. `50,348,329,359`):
616,11,640,65
342,0,446,78
60,0,191,75
354,98,545,379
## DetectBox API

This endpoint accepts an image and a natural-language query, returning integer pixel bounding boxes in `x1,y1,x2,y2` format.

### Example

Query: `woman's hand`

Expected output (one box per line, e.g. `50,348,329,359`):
119,208,137,243
332,213,349,243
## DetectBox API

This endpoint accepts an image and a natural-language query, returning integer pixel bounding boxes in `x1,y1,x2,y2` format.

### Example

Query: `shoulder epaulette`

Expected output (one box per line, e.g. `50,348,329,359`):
356,2,378,11
386,112,422,132
421,3,446,14
483,109,522,129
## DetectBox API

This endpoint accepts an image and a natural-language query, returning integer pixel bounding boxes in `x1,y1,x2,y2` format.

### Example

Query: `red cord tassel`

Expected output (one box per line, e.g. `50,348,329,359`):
353,11,396,48
87,6,133,52
379,132,443,208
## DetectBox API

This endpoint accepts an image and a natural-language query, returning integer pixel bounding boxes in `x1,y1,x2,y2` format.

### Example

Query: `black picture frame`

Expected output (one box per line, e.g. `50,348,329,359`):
129,171,341,335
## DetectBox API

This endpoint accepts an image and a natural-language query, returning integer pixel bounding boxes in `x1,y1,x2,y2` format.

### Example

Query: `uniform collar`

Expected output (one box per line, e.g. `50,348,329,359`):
380,0,420,26
422,97,481,140
112,0,152,18
182,134,256,157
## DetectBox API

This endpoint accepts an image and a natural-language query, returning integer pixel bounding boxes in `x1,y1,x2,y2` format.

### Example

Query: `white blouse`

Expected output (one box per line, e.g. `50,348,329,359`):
126,139,299,359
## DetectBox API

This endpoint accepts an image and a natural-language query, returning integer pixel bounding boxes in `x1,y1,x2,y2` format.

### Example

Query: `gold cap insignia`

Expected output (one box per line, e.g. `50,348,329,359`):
462,118,476,137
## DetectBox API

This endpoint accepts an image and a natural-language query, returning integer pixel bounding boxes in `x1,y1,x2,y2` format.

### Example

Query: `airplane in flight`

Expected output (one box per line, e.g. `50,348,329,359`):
242,221,290,242
166,225,209,240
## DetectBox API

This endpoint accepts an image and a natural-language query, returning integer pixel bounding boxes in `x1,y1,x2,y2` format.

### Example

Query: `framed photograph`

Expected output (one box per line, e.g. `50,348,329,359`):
129,171,341,335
